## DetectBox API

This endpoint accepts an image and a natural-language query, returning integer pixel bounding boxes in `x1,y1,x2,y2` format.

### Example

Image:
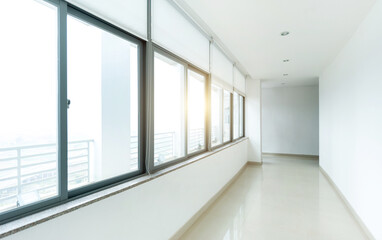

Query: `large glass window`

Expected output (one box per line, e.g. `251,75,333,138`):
154,52,186,165
233,92,240,139
67,15,139,190
223,90,231,142
211,85,223,147
0,0,58,214
0,0,247,223
187,70,206,153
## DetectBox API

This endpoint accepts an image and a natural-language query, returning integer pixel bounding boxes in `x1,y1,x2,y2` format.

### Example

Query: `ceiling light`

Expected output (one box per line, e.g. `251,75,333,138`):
283,74,288,76
283,59,290,62
281,31,290,36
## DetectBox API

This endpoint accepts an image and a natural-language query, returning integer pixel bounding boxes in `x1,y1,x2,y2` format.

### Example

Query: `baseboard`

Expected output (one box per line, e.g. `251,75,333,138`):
170,162,248,240
319,167,375,240
247,161,263,166
262,152,319,159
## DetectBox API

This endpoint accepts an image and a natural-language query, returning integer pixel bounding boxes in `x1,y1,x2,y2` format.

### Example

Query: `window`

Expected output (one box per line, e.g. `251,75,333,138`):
0,0,58,215
211,85,223,147
0,0,248,224
233,92,245,140
154,52,186,165
67,14,140,190
223,90,231,142
239,95,244,137
187,70,206,153
233,92,240,139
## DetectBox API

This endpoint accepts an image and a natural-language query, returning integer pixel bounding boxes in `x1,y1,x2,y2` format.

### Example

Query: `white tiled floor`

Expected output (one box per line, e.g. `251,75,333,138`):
180,155,368,240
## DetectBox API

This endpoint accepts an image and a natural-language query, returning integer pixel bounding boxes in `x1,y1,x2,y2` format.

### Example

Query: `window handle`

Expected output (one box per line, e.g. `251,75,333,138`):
67,99,71,109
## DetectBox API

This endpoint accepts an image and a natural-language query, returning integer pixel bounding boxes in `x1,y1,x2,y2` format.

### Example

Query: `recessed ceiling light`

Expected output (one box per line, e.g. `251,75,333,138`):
283,59,290,62
281,31,290,36
283,74,289,76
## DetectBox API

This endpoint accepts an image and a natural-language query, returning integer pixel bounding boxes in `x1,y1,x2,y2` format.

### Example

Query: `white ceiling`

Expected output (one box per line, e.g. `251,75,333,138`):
179,0,375,86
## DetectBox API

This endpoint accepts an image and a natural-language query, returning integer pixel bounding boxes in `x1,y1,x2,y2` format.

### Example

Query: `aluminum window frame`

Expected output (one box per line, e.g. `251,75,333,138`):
0,0,247,226
233,91,239,140
210,84,226,150
187,66,209,156
232,91,246,141
238,95,245,138
149,44,209,172
66,3,146,198
0,0,62,224
0,0,147,224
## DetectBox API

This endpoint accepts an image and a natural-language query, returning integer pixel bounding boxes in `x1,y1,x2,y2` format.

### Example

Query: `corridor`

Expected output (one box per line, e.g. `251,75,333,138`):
180,155,367,240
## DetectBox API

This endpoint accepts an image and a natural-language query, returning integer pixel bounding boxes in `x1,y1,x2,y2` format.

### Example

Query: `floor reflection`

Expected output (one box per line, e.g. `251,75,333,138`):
180,155,367,240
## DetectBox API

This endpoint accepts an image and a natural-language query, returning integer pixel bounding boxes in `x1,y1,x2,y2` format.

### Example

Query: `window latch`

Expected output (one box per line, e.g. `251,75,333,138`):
67,99,71,109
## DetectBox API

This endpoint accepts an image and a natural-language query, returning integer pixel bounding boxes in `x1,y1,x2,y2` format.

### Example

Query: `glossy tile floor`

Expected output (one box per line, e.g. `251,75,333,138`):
180,155,367,240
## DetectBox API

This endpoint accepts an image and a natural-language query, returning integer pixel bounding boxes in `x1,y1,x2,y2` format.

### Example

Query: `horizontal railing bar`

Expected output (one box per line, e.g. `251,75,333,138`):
22,185,57,194
0,195,17,202
0,143,56,151
68,161,88,168
0,166,18,172
21,169,57,179
153,147,173,152
154,142,173,147
68,174,88,181
21,159,56,168
68,154,88,161
0,140,93,152
20,177,57,189
21,151,56,159
0,156,18,162
68,139,94,144
68,168,89,175
68,158,89,165
68,147,89,152
0,175,18,182
154,140,173,145
0,185,17,193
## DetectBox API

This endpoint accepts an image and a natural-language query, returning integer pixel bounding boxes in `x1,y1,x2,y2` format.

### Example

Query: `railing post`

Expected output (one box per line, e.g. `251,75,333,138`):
16,148,21,207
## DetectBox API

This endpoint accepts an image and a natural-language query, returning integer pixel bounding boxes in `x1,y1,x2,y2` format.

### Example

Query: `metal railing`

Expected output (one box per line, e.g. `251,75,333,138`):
154,132,175,164
0,140,92,212
188,128,205,152
0,130,203,212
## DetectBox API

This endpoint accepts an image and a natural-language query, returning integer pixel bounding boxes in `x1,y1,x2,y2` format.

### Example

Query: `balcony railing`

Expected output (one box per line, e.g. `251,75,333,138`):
0,140,92,212
0,129,204,212
188,128,205,152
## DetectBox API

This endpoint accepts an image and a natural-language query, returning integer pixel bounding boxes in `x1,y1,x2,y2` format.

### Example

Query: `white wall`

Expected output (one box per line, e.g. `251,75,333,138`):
262,85,319,156
3,140,248,240
319,0,382,238
246,79,262,162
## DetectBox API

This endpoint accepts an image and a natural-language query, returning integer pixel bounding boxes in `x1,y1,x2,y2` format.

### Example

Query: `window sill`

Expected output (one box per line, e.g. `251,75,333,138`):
0,137,248,238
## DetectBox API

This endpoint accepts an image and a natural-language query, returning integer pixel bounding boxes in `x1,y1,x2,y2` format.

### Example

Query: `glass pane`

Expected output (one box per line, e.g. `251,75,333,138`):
0,0,58,213
188,70,206,153
211,85,223,147
223,90,231,142
233,92,239,139
154,53,185,165
239,96,244,137
67,15,139,190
